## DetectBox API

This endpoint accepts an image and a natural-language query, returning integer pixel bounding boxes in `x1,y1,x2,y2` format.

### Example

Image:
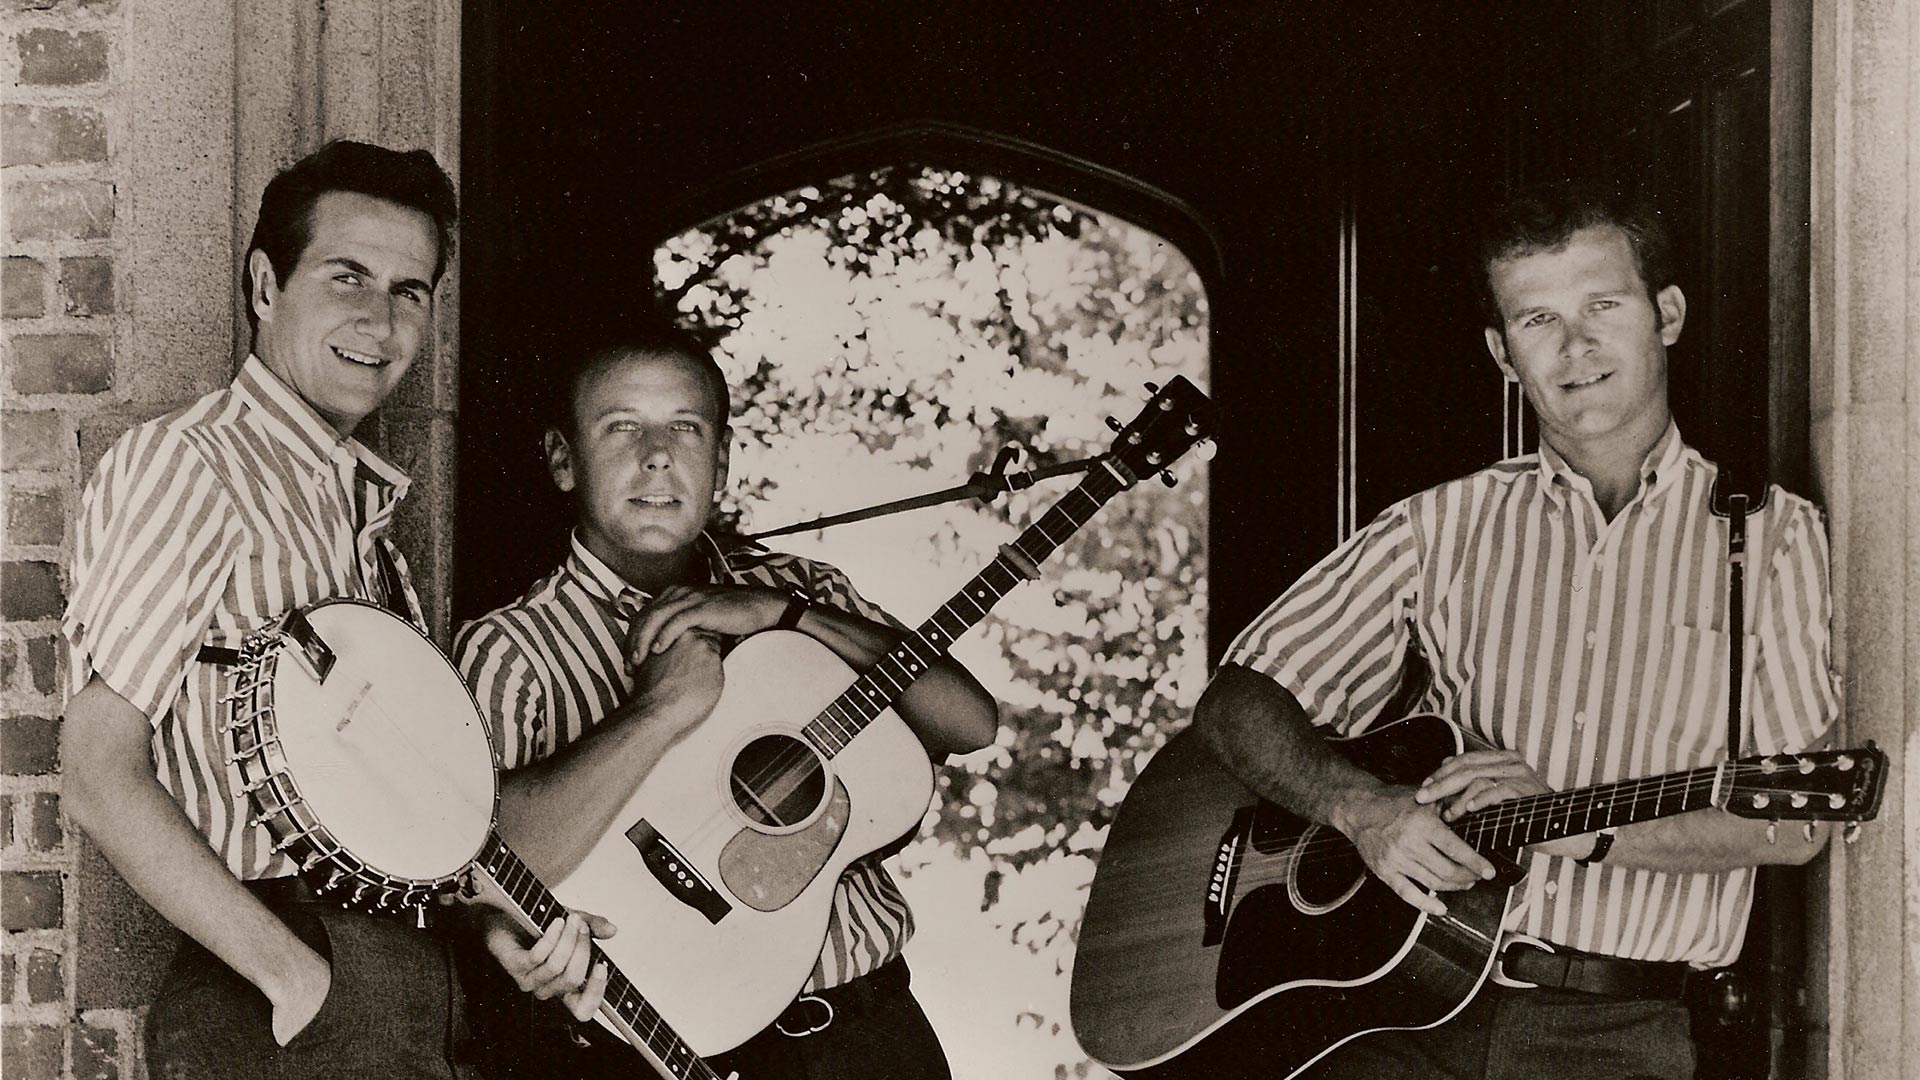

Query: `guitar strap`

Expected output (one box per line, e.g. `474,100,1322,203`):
1717,479,1750,759
195,538,412,667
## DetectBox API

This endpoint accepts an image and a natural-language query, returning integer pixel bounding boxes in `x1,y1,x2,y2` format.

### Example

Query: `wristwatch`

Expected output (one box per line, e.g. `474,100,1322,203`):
1576,827,1618,865
775,586,811,632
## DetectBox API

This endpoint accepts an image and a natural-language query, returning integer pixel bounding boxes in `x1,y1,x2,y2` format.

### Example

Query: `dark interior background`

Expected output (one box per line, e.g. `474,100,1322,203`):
460,3,1802,1076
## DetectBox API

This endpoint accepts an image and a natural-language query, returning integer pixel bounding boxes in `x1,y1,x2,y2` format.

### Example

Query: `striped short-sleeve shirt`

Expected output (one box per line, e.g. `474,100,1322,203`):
63,356,422,880
1223,426,1840,966
455,534,916,991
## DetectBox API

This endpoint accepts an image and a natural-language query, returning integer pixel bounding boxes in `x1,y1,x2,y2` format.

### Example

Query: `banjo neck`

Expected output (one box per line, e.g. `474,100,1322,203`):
472,832,727,1080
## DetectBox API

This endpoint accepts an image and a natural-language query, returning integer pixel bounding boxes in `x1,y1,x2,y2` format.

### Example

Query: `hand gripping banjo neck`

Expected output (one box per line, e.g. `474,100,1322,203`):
471,834,732,1080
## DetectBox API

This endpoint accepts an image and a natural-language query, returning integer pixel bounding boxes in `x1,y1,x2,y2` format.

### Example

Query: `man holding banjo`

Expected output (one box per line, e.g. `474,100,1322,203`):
60,141,608,1078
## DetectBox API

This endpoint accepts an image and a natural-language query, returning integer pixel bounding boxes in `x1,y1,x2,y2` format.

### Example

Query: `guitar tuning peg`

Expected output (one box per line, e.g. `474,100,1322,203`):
1159,470,1177,488
1143,381,1161,395
1195,439,1218,463
1105,416,1123,433
1765,821,1777,844
1843,822,1862,845
1802,822,1817,843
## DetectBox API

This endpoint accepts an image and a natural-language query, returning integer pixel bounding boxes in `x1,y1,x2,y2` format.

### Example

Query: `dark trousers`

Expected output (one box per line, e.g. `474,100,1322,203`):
1298,984,1696,1080
706,959,951,1080
146,904,479,1080
494,958,951,1080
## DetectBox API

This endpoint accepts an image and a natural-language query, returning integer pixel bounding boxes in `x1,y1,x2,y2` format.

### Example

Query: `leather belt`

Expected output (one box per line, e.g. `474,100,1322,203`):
773,958,912,1037
1498,943,1689,1000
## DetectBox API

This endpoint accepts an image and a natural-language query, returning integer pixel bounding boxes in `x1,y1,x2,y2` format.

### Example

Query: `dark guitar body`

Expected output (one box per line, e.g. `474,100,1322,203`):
1073,714,1520,1079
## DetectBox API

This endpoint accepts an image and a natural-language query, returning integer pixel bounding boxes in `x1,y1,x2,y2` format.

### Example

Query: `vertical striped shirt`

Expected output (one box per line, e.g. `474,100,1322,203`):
63,355,422,880
455,534,916,991
1223,426,1839,966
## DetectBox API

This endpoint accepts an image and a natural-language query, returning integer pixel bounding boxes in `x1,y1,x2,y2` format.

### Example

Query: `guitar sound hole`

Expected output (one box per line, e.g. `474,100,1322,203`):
730,734,827,828
1292,825,1370,908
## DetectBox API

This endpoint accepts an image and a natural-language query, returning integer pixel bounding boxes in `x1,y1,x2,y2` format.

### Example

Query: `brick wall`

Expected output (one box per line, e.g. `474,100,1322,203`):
3,1,137,1076
2,2,460,1076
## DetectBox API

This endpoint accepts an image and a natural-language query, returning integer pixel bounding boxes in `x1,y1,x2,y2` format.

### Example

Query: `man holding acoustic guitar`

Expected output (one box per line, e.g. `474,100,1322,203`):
1183,183,1843,1078
454,317,1000,1079
61,142,608,1079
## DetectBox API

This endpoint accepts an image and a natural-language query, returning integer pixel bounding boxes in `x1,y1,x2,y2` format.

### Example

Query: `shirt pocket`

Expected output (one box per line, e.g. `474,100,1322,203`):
1643,622,1747,767
227,538,329,626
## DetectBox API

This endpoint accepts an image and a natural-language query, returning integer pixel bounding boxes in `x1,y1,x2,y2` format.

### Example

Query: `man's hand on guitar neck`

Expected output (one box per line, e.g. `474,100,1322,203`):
1414,749,1599,861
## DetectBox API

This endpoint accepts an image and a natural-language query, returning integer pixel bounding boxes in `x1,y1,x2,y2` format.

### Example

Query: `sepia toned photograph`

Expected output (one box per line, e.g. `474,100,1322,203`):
0,3,1912,1079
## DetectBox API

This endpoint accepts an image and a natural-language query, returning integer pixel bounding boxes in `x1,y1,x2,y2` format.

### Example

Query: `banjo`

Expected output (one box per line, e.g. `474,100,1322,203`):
223,599,729,1080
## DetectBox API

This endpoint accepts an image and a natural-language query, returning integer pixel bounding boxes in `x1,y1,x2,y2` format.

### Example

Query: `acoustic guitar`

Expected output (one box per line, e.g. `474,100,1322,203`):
546,376,1216,1054
1071,713,1886,1078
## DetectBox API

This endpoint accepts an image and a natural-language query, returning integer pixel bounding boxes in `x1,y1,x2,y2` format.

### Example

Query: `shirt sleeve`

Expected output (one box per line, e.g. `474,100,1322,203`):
794,559,908,632
1220,499,1423,736
1744,497,1842,756
63,426,246,723
455,615,551,770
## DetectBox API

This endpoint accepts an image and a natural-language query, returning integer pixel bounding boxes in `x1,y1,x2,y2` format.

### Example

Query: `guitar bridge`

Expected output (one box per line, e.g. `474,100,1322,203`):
626,820,730,924
1203,806,1254,947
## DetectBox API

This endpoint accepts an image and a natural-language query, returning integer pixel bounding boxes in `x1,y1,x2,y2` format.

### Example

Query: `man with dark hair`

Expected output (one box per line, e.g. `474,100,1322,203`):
1192,180,1840,1078
455,327,1000,1079
62,140,604,1079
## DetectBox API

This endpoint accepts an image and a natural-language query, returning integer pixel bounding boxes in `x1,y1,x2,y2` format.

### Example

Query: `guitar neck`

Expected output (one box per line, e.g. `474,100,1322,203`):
1457,763,1725,856
804,460,1132,758
474,833,721,1080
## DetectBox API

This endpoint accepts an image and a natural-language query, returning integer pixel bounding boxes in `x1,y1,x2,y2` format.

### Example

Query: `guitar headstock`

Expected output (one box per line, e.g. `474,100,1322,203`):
1103,376,1216,488
1720,743,1888,823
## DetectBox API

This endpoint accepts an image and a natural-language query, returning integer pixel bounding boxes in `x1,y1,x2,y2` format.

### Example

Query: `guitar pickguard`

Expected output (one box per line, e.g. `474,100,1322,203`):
717,776,851,911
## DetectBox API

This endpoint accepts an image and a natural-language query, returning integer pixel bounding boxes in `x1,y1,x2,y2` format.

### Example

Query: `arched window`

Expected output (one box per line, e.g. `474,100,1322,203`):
652,125,1216,1076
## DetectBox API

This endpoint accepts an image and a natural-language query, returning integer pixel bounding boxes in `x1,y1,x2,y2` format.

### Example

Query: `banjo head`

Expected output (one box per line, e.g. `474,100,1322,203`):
243,600,497,891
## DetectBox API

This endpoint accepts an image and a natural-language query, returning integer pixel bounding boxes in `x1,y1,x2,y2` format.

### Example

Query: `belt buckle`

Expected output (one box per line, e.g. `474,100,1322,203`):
1492,933,1556,990
775,993,835,1038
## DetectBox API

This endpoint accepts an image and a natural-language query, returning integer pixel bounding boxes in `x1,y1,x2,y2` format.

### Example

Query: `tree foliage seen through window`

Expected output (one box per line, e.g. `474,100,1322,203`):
655,165,1209,1078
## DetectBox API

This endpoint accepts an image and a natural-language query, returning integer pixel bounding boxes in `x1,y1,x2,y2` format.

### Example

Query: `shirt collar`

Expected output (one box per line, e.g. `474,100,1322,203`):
233,355,411,498
564,531,733,614
1534,422,1685,508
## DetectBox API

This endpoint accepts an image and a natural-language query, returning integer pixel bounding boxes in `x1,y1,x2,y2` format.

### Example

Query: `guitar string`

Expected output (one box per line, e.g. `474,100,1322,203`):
689,473,1119,850
1115,771,1860,912
1223,768,1854,874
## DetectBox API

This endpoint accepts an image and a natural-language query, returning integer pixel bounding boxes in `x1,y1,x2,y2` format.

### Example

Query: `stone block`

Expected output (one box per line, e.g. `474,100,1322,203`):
59,257,113,316
27,636,57,693
1,717,60,775
1,412,72,471
16,28,108,86
0,950,10,1002
25,947,62,1005
1,105,108,167
0,794,12,846
0,639,17,689
0,1024,64,1079
6,179,114,242
2,0,117,11
75,832,176,1009
0,872,63,930
8,333,112,394
2,257,46,318
71,1020,117,1080
24,793,62,853
0,562,63,621
5,486,65,546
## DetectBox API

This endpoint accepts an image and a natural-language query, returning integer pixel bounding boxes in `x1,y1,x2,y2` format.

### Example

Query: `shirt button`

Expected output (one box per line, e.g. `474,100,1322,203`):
1544,881,1560,897
1573,711,1587,727
1585,631,1597,650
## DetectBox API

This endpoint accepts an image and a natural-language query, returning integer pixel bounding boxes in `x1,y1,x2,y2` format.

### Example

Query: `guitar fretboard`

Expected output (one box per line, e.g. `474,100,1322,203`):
803,461,1131,757
475,832,719,1080
1457,764,1723,855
